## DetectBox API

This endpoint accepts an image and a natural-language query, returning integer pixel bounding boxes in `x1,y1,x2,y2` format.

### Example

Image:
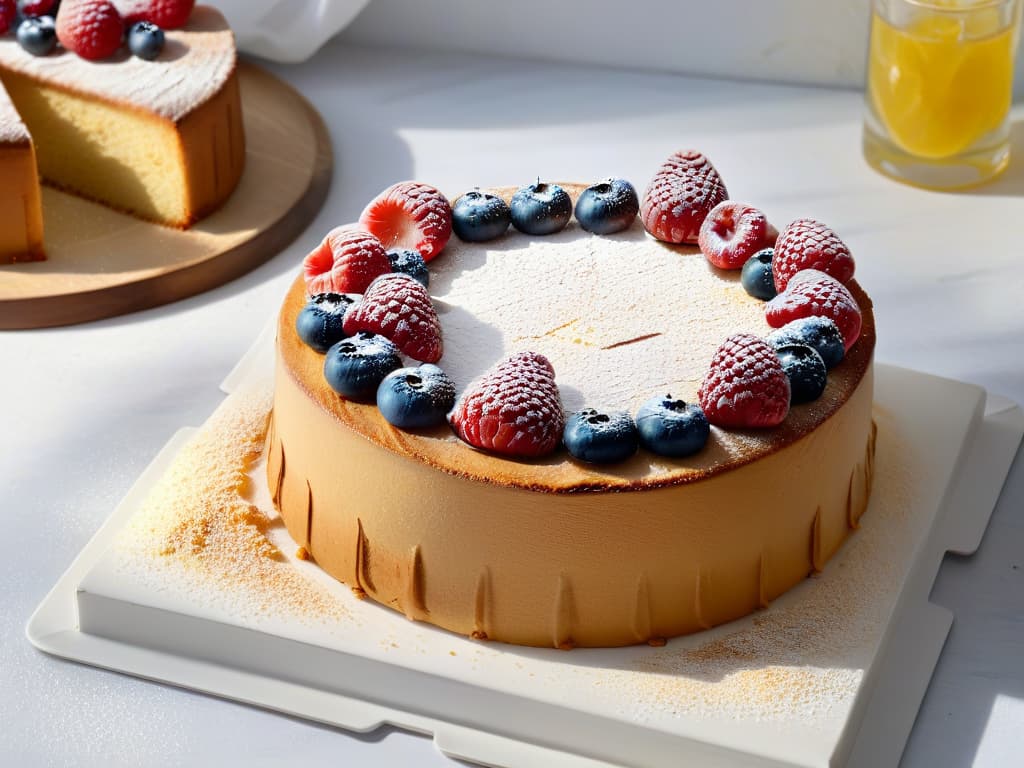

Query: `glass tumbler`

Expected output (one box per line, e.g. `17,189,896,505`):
863,0,1022,190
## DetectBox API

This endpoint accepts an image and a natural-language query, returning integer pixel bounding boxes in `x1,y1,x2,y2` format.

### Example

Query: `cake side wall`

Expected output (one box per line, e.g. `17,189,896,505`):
0,143,44,263
268,337,876,648
177,68,246,227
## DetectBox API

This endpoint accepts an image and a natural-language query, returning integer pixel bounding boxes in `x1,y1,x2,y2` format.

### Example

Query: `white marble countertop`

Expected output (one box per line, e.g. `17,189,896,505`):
2,39,1022,767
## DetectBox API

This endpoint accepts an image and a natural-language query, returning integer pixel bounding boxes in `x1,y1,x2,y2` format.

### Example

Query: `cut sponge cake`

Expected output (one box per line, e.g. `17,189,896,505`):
0,6,244,231
0,80,44,264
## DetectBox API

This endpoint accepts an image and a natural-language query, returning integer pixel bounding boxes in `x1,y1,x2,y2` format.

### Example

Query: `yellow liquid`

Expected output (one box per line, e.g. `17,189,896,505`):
868,9,1015,159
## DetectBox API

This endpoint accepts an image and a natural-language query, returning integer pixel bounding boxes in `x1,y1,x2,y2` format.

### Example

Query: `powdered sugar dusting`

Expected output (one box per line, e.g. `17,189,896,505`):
432,220,771,416
112,385,347,624
0,79,29,144
0,6,235,123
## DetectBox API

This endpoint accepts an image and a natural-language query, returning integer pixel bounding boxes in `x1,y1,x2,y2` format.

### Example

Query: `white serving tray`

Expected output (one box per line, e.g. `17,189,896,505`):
27,328,1023,768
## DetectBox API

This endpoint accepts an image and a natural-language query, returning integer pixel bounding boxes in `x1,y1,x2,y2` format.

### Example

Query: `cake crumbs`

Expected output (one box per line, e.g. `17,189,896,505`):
116,386,347,624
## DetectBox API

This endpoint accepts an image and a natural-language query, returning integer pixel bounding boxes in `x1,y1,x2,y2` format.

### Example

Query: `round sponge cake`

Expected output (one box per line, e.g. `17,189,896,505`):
267,185,876,648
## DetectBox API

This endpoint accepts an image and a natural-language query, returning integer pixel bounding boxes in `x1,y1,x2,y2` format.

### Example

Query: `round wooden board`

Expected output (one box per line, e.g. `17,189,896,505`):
0,61,332,330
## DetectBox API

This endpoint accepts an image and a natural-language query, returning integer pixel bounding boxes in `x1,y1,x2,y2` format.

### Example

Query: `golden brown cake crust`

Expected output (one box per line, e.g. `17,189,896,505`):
276,187,875,493
0,81,44,263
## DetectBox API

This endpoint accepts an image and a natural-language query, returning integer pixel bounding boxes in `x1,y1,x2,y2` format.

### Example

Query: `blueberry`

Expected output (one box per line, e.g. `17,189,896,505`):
323,331,401,401
128,21,165,61
509,181,572,235
15,16,56,56
452,190,511,242
775,344,827,404
574,178,639,235
766,316,845,370
635,395,710,458
385,248,429,288
295,292,359,353
563,409,639,464
377,364,456,429
740,248,777,300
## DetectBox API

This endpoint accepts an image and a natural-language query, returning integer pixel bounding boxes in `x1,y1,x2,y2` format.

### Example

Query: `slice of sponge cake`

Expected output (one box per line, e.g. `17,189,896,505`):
0,6,244,230
0,80,44,264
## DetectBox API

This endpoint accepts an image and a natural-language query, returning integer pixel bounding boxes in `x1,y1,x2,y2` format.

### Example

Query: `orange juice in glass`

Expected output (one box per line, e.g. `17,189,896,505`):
863,0,1022,189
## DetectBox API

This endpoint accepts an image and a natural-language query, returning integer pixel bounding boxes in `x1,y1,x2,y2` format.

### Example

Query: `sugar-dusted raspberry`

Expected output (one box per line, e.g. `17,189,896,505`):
773,218,855,292
698,333,791,428
360,181,453,262
343,273,443,363
641,150,728,244
303,227,391,295
56,0,124,60
765,269,862,351
119,0,194,29
698,200,769,270
450,351,564,458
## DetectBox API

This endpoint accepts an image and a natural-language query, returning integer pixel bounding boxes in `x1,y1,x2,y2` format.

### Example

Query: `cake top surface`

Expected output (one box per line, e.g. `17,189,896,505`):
278,185,876,493
0,6,236,123
431,225,767,415
0,79,29,145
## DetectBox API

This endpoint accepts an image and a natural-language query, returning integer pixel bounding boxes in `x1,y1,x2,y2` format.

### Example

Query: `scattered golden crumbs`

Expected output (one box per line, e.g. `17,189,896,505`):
296,546,310,560
117,386,347,623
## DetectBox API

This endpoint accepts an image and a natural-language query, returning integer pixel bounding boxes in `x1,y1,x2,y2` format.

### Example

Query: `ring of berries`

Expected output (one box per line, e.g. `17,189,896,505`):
299,159,865,462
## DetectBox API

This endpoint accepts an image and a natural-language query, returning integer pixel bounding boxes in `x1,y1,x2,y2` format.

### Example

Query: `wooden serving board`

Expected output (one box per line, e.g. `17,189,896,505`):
0,61,332,330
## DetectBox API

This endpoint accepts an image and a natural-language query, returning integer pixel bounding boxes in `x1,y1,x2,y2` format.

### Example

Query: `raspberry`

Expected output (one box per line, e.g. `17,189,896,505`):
641,150,728,244
17,0,55,19
359,181,453,262
119,0,194,29
449,351,564,458
56,0,124,61
765,269,863,351
343,273,443,363
0,0,15,34
303,227,391,295
698,201,769,270
698,334,791,428
773,218,855,293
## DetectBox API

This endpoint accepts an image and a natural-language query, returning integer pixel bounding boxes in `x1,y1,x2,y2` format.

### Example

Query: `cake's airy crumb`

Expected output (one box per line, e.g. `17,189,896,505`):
116,385,346,623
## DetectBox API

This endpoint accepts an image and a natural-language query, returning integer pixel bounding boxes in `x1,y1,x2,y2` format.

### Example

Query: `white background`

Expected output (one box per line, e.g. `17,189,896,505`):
3,8,1024,768
214,0,1024,97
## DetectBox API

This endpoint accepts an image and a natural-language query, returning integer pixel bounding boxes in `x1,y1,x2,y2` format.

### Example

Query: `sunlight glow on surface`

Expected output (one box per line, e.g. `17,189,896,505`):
974,694,1024,766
